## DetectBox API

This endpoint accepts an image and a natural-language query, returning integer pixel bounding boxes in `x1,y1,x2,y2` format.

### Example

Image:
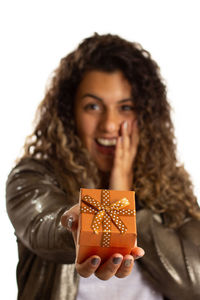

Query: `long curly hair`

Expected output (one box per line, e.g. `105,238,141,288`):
22,33,200,228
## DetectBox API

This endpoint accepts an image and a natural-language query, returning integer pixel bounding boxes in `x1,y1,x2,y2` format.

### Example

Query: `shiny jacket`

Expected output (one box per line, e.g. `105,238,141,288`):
6,158,200,300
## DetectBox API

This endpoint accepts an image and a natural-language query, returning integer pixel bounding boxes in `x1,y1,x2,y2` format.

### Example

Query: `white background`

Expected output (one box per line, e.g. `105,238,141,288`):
0,1,200,298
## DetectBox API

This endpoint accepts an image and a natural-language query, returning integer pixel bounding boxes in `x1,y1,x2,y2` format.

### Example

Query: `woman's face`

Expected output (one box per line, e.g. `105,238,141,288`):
74,70,137,172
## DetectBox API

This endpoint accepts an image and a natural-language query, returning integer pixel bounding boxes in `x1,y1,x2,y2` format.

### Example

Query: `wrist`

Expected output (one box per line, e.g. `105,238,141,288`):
109,172,133,191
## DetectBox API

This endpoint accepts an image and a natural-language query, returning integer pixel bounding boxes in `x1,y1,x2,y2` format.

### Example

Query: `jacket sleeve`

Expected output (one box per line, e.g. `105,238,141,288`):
137,209,200,300
6,158,77,264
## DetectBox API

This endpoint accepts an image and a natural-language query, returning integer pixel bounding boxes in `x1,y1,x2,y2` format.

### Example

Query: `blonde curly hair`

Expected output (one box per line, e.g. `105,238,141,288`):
22,33,200,228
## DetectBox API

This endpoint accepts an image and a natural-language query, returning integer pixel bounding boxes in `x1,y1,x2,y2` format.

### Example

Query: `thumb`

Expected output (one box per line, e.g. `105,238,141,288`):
61,204,79,233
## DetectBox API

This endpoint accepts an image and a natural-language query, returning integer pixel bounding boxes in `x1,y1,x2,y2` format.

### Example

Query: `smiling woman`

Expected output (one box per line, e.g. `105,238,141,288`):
74,70,138,174
6,33,200,300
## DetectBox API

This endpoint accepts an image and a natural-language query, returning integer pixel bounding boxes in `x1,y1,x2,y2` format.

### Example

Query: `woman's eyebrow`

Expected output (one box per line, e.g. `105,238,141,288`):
118,98,133,103
81,93,133,103
81,93,103,102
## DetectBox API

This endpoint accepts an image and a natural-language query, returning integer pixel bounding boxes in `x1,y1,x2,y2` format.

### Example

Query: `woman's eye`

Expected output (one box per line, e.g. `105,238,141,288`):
121,105,134,111
84,103,100,111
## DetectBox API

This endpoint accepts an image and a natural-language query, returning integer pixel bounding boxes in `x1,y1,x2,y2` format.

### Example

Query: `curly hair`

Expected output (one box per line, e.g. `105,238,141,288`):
22,33,200,228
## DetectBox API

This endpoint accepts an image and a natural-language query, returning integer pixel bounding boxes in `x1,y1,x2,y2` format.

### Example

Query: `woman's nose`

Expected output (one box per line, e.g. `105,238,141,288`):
98,111,120,134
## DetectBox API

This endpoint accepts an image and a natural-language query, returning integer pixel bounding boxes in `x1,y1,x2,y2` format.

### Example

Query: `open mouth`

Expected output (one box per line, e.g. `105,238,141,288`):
96,138,117,146
95,138,117,155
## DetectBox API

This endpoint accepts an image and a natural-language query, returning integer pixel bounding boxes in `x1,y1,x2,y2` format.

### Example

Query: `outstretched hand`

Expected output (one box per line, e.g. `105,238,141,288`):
61,205,144,280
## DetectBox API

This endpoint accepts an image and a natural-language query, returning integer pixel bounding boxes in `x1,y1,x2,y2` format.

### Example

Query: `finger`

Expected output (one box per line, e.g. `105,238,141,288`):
131,246,145,260
61,204,79,230
115,254,134,278
114,135,123,164
130,119,139,154
95,254,123,280
76,256,101,278
61,204,80,245
121,121,130,152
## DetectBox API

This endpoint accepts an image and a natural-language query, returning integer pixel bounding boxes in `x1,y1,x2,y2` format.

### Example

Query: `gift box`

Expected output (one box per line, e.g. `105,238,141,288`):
76,188,136,264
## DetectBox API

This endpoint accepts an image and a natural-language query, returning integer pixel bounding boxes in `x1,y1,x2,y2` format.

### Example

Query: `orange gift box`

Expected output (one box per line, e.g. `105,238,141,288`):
77,188,137,264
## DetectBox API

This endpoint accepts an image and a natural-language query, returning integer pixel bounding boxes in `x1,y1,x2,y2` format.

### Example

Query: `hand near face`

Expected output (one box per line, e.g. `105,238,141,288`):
109,119,139,191
61,205,144,280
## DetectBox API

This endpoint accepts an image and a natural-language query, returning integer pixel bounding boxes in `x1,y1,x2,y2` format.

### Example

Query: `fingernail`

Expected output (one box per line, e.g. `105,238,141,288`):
91,258,100,265
124,121,128,130
133,255,143,260
66,216,73,230
113,257,122,264
124,259,132,267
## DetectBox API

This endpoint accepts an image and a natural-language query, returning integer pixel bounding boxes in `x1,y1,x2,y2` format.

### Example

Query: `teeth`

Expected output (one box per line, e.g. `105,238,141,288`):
97,138,117,146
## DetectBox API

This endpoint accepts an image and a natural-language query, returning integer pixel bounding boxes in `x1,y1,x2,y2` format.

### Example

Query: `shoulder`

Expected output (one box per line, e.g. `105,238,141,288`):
6,157,59,185
8,157,54,176
6,157,63,200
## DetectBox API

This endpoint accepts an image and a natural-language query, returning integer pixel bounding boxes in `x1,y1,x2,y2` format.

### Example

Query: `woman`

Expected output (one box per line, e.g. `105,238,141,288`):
6,33,200,300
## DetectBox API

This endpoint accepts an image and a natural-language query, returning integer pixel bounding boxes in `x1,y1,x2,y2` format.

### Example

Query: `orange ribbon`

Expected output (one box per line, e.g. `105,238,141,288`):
81,190,136,247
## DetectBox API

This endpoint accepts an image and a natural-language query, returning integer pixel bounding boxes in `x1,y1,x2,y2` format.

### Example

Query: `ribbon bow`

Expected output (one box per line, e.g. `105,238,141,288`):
81,190,135,247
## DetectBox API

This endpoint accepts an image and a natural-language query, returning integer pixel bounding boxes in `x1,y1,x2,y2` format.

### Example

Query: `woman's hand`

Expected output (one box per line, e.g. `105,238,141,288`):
61,205,144,280
109,119,139,191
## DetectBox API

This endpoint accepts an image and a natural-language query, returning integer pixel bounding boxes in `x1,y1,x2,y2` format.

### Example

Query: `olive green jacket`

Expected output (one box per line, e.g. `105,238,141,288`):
6,158,200,300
